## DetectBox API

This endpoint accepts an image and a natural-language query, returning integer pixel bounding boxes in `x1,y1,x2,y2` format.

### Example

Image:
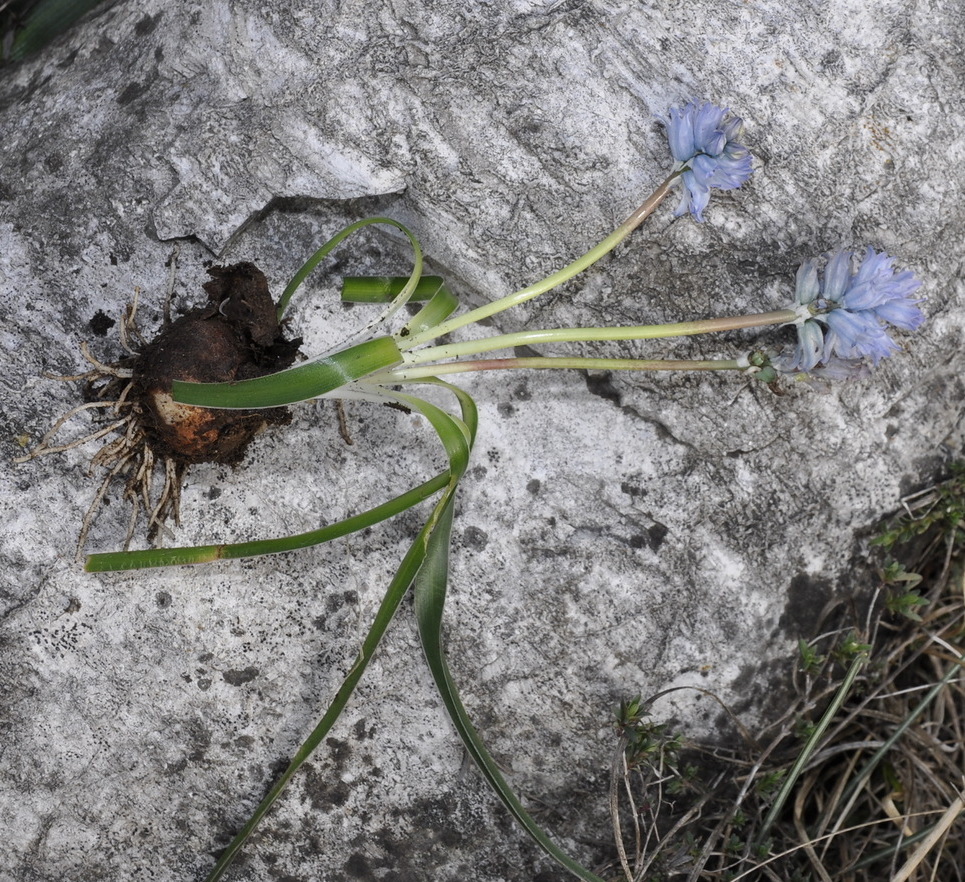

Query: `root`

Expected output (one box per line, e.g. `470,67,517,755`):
336,399,355,446
75,447,137,561
119,287,147,354
19,344,184,559
13,401,131,463
79,341,135,378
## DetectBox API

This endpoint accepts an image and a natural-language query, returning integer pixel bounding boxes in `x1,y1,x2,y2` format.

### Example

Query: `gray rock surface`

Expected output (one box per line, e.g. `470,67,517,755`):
1,1,963,880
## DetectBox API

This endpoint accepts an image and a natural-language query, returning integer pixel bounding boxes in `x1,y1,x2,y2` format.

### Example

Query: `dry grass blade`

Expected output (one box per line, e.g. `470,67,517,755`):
890,792,964,882
605,466,965,881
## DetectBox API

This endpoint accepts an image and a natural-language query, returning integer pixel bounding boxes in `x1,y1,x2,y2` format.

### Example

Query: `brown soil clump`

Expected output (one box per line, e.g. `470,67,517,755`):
134,262,301,464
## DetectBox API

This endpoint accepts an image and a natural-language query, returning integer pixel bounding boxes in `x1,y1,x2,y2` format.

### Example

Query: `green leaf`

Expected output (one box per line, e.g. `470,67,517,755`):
9,0,106,61
203,487,455,882
757,654,866,842
885,590,928,622
402,287,460,337
277,217,423,318
84,473,450,572
412,393,606,882
201,382,478,882
171,336,402,409
342,275,447,303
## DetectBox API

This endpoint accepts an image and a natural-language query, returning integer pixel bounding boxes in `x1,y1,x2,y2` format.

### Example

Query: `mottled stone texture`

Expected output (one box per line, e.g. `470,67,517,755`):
1,1,963,880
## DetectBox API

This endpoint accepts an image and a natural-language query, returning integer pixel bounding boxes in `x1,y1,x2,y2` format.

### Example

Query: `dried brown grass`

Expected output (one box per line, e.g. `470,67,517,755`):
607,474,965,882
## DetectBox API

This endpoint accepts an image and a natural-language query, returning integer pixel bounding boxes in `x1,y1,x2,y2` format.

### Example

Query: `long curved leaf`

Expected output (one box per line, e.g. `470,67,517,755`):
203,385,478,882
277,217,423,321
84,472,450,572
172,335,402,410
412,415,606,882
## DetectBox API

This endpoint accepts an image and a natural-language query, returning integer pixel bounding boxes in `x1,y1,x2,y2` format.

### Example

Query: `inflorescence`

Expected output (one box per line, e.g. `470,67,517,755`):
779,248,925,375
662,100,754,222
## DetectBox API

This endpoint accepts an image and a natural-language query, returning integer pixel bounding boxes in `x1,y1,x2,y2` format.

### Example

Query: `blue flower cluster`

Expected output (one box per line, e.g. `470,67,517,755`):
781,249,924,373
656,100,924,379
662,101,754,222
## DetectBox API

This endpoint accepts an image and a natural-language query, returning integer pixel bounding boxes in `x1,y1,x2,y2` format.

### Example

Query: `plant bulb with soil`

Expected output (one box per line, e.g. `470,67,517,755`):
17,261,303,553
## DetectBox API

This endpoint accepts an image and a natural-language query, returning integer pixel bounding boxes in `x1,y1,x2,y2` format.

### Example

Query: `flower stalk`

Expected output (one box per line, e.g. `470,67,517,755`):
385,356,748,383
398,172,681,349
397,309,797,371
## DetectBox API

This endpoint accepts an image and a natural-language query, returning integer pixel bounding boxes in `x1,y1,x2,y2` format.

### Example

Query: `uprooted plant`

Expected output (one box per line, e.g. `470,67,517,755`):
17,101,926,881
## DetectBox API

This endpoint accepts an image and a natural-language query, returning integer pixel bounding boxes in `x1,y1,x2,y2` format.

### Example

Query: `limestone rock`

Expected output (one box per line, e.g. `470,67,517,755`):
2,2,963,880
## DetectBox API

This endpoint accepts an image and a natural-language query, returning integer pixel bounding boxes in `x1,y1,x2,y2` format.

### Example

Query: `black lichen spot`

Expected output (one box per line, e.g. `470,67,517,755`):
89,310,115,337
186,722,212,763
497,401,515,417
326,592,345,613
117,81,150,105
155,590,172,609
165,757,188,776
64,596,81,613
648,523,669,551
462,525,489,551
325,737,352,770
345,852,371,878
584,371,622,406
222,666,259,686
301,760,352,812
324,590,358,616
780,573,833,637
526,478,541,495
135,13,161,36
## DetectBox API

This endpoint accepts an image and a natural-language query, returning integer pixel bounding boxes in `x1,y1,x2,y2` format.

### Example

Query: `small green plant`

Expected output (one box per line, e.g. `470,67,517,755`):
885,588,929,622
873,463,965,551
832,631,872,662
797,637,826,675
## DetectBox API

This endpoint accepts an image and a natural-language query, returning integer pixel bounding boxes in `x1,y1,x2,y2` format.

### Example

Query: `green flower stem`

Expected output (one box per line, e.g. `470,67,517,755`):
398,172,681,350
384,355,747,382
401,309,797,366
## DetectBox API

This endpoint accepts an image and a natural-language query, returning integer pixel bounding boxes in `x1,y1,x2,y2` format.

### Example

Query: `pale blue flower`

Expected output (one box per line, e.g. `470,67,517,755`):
661,101,753,221
782,248,924,373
